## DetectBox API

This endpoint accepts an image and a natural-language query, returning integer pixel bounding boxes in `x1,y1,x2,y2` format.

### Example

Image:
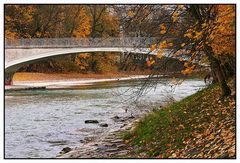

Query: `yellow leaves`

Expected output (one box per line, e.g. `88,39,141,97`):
72,7,91,38
79,53,90,59
184,28,202,40
5,5,37,38
150,41,173,55
228,146,236,158
181,68,193,75
146,57,155,67
157,49,164,59
217,25,225,32
124,139,130,144
150,41,173,52
5,29,17,39
160,24,166,31
150,59,155,65
179,124,185,129
168,42,173,47
181,43,186,47
35,31,42,38
75,53,90,70
5,16,11,22
172,12,179,23
178,5,185,10
181,65,195,75
184,31,193,39
159,40,173,49
208,133,215,140
184,62,189,67
160,23,167,35
160,41,168,48
193,31,202,40
127,10,135,17
149,44,157,51
178,58,184,62
209,5,235,56
203,129,211,137
229,100,235,109
201,22,207,28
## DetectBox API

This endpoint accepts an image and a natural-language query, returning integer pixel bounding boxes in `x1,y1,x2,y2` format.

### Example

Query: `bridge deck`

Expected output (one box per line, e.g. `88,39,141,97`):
5,37,160,49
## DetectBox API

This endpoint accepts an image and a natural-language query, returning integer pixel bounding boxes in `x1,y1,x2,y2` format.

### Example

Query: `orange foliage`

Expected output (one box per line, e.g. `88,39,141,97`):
72,7,91,38
5,5,36,39
149,44,157,51
157,49,164,59
210,5,235,56
172,12,179,23
127,10,135,17
159,41,173,49
181,65,195,75
160,23,167,35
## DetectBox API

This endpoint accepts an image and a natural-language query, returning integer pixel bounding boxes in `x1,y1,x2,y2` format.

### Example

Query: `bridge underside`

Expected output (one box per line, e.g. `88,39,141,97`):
5,47,158,68
5,47,160,85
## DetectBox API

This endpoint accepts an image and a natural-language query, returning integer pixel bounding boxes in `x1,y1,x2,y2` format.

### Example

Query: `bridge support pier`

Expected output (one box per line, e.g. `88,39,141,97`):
5,72,14,85
120,52,126,64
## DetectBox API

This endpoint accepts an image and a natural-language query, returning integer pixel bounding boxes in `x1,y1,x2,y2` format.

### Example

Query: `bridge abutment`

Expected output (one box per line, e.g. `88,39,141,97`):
5,72,14,85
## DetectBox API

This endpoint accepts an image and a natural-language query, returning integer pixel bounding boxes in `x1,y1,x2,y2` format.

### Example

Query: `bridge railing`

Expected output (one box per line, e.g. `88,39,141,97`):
5,37,160,49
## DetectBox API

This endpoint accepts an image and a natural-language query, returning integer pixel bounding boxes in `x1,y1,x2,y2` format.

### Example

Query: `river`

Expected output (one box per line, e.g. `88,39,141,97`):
5,78,205,158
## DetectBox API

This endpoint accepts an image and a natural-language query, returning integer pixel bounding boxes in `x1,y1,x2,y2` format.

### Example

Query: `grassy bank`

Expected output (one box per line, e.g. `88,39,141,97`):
123,79,235,158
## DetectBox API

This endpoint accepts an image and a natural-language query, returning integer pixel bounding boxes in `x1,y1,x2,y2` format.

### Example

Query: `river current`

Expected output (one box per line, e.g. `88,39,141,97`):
5,78,205,158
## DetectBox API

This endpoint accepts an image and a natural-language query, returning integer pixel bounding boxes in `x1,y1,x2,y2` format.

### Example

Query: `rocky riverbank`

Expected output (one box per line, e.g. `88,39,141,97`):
57,113,145,158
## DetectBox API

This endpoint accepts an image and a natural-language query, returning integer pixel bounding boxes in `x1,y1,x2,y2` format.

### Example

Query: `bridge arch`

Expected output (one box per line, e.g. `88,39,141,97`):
5,47,158,85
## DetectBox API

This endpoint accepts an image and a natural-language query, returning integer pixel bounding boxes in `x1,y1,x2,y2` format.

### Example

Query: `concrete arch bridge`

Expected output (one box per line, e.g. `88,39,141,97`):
5,37,166,85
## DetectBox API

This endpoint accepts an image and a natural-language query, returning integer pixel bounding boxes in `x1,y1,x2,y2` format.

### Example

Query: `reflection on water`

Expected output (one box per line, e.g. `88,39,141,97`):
5,79,205,158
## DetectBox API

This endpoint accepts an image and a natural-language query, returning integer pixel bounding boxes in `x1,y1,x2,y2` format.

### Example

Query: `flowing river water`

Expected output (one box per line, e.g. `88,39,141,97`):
5,78,205,158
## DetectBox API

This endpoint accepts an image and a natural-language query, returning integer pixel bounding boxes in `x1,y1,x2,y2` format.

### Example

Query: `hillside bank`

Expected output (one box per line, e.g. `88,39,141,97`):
122,79,235,158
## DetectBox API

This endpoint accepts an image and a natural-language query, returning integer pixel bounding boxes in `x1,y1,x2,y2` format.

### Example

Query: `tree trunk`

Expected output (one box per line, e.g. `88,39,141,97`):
205,45,231,97
91,52,97,72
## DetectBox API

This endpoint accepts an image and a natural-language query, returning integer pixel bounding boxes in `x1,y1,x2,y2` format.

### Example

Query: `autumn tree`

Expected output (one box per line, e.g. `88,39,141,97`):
181,5,235,97
5,5,36,39
118,4,235,97
85,5,120,72
114,5,173,38
5,4,123,73
150,5,235,97
87,5,119,38
62,5,91,38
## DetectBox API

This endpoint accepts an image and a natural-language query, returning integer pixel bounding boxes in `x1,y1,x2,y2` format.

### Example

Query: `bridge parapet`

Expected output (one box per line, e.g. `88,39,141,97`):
6,37,159,49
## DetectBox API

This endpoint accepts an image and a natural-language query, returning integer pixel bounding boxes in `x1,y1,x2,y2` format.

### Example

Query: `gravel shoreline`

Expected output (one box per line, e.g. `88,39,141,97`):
6,75,152,90
56,106,157,158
